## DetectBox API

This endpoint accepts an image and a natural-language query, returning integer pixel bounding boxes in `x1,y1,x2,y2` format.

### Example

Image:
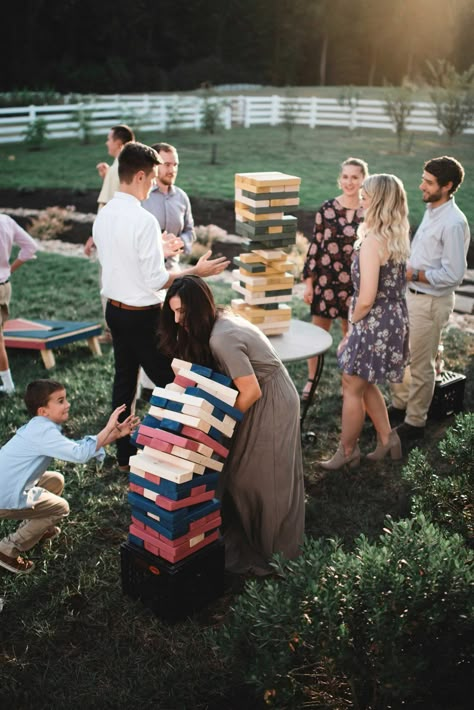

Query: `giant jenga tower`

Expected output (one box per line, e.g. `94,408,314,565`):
232,171,301,335
120,358,242,622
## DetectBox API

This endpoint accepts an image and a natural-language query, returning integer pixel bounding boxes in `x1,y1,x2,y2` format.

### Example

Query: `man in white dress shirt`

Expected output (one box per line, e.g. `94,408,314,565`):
93,142,228,469
390,156,470,442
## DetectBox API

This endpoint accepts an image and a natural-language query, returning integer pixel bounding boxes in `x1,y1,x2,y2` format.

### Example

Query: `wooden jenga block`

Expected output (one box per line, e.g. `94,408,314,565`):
235,172,301,189
235,206,285,222
181,404,236,437
152,386,214,413
252,249,289,261
138,424,213,457
173,367,238,406
143,445,206,475
181,426,230,458
234,269,294,288
233,257,266,273
184,386,244,421
244,237,295,249
232,283,292,305
129,453,194,484
170,445,224,472
238,252,267,264
259,320,292,333
236,280,294,294
240,189,300,201
149,405,212,434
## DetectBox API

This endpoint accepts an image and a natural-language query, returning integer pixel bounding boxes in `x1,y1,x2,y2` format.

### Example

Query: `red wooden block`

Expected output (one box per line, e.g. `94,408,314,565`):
174,374,196,388
128,482,216,511
131,512,221,546
181,425,230,459
129,522,220,564
137,435,173,454
139,424,212,456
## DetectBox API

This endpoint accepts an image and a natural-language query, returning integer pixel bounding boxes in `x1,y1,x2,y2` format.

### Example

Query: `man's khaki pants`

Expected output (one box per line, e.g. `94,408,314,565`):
391,290,454,427
0,472,69,557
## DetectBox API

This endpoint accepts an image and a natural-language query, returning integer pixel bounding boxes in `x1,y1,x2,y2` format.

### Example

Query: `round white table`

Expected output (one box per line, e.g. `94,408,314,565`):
269,319,333,438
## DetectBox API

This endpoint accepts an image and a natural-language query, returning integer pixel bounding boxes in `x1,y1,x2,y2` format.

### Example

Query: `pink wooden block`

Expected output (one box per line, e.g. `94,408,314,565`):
130,523,220,563
142,425,205,454
138,436,173,454
181,425,230,458
174,374,196,388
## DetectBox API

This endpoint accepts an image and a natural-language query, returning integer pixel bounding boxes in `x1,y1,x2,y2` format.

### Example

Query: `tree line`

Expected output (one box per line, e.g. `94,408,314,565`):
1,0,473,93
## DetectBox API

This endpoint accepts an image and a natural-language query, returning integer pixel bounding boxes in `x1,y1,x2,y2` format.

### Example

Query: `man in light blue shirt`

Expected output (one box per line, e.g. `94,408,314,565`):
0,379,139,575
390,156,470,441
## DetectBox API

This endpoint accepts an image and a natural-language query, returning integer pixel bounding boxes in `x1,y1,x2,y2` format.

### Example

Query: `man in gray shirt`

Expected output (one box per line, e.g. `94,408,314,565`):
142,142,195,271
390,156,470,442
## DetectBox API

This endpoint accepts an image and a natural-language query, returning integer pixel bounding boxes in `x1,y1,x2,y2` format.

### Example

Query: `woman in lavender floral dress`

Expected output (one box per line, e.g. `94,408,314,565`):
301,157,368,399
320,174,410,470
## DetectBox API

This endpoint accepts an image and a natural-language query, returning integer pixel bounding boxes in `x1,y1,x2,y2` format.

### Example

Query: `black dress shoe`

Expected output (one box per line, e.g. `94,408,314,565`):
387,405,406,426
397,422,425,441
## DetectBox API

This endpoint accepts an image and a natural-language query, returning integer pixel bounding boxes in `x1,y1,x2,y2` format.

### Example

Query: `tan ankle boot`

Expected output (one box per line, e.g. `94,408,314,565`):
319,443,361,471
366,429,402,462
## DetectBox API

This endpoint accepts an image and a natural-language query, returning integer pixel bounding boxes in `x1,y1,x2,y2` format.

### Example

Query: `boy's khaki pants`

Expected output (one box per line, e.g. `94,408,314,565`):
0,472,69,558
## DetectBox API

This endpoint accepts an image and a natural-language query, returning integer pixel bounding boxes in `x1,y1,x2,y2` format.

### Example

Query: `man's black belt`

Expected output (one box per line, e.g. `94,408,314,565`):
108,299,161,311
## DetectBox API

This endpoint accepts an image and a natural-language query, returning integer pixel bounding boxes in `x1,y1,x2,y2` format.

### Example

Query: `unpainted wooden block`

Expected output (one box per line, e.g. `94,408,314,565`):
181,425,230,458
149,405,211,434
143,445,205,475
152,385,214,413
129,454,194,484
181,403,235,437
174,367,238,406
171,445,224,472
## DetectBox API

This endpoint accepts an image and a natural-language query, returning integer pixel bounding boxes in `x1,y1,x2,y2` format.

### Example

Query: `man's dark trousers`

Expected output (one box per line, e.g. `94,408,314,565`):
106,301,174,466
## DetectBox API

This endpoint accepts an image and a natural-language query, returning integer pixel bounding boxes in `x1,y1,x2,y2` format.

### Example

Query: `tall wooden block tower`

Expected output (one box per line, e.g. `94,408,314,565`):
232,171,301,335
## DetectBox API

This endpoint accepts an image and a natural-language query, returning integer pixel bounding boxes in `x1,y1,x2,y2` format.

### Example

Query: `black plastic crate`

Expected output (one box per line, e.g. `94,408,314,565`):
120,538,225,623
428,371,466,420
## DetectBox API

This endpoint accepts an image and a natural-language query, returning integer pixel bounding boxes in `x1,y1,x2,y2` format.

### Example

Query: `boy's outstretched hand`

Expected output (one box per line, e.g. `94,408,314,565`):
114,412,141,439
97,405,141,449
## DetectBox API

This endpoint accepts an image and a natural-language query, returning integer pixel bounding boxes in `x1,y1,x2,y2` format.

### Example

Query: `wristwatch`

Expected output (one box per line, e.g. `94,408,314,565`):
412,269,420,282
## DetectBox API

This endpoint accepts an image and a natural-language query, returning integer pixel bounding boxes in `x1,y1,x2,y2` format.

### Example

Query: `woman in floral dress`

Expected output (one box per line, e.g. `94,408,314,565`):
320,174,410,469
301,157,368,399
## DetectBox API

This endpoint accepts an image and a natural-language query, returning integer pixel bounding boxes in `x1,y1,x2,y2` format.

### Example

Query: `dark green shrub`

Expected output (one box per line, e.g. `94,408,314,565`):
402,413,473,541
216,515,473,709
23,117,48,151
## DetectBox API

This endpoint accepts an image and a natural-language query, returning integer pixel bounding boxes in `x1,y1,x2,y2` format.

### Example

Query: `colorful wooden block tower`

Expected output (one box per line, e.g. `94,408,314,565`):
232,171,301,335
121,358,242,622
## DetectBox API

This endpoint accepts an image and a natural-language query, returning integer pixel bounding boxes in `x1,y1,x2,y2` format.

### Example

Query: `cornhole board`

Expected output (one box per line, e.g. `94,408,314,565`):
3,318,102,369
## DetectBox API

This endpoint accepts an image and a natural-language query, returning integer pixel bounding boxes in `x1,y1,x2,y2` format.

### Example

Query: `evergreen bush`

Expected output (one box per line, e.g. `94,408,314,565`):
402,413,473,542
217,515,473,709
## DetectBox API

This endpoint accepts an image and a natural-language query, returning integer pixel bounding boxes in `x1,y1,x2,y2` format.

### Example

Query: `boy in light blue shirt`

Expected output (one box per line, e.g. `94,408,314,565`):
0,379,139,575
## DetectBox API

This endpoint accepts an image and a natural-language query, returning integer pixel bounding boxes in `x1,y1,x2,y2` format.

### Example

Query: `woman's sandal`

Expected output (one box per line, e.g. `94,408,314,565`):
301,378,315,401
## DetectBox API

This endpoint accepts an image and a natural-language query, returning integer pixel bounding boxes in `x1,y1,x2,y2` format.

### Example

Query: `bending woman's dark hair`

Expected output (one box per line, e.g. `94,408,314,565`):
160,276,220,368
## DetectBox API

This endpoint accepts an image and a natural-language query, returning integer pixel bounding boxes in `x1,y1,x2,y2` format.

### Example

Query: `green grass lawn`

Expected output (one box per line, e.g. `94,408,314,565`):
1,125,473,227
0,252,472,708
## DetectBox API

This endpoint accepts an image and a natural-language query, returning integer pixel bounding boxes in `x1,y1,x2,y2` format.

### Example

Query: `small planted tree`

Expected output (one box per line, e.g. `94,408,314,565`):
77,106,94,145
200,86,227,165
427,59,474,142
23,117,48,151
384,81,415,152
280,94,298,146
338,85,360,132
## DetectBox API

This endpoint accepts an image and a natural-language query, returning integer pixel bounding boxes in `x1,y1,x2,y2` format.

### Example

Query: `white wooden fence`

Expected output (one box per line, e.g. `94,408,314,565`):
0,94,472,144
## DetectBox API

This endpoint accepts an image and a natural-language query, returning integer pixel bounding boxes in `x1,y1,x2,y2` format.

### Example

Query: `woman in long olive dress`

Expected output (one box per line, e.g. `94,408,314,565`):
160,275,304,576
